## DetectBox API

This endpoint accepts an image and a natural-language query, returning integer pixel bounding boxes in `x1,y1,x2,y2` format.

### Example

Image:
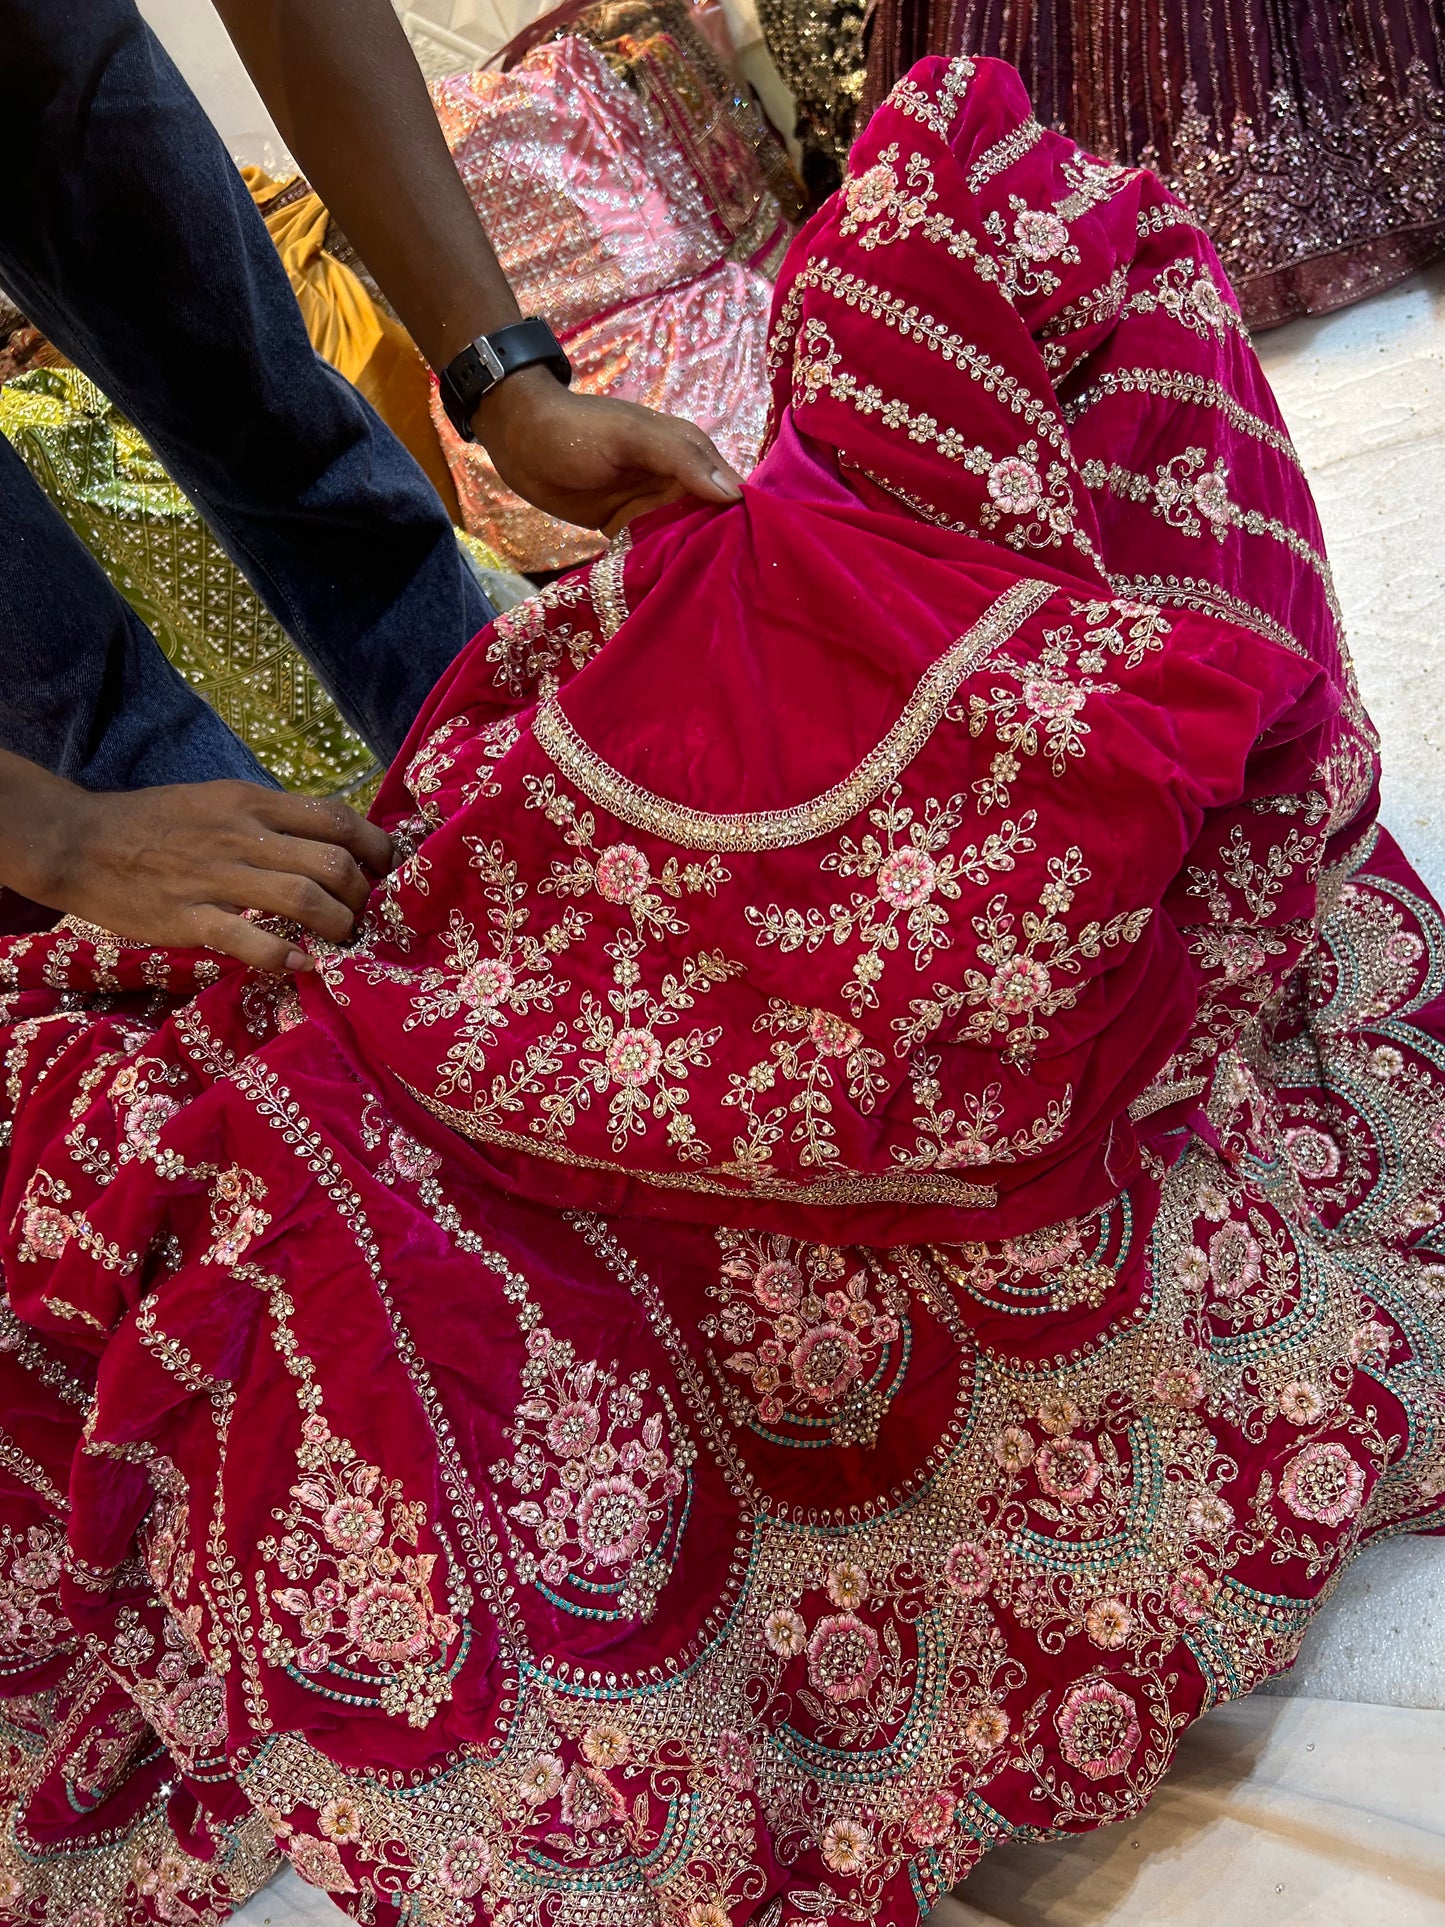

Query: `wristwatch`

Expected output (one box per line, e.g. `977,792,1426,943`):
438,319,572,442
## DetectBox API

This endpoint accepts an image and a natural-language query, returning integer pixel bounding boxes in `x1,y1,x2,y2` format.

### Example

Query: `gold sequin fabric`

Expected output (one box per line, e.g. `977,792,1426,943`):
0,366,382,798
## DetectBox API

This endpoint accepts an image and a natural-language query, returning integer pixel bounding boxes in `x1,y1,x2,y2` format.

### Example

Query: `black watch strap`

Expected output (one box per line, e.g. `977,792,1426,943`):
438,318,573,442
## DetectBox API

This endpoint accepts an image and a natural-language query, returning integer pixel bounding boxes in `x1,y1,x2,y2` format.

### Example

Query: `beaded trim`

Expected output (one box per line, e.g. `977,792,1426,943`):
531,577,1054,852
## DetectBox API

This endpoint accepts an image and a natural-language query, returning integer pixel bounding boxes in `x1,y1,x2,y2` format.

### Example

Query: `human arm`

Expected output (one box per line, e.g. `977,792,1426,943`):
211,0,743,532
0,752,392,972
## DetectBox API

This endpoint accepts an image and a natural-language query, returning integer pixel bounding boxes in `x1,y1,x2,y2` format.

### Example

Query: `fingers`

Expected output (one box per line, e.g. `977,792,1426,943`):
251,832,373,916
211,862,360,944
188,907,306,974
252,789,394,876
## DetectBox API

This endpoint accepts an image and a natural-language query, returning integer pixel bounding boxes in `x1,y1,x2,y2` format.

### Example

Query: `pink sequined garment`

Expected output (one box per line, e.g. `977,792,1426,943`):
1,55,1444,1927
432,36,778,570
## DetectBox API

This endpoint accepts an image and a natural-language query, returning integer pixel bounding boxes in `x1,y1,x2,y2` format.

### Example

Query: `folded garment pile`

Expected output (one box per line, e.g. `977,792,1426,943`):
431,0,802,569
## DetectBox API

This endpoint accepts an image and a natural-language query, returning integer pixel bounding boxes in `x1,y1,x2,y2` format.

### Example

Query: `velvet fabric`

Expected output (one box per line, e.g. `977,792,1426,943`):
0,55,1441,1927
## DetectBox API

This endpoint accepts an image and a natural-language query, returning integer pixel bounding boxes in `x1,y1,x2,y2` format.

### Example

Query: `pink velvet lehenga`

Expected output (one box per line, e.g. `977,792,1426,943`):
1,54,1443,1927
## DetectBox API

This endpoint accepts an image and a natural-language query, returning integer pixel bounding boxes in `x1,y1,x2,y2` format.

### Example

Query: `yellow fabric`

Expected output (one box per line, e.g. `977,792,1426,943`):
241,167,460,518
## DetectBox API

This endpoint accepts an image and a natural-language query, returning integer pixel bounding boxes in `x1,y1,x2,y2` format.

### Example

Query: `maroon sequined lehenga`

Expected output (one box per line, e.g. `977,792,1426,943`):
858,0,1445,326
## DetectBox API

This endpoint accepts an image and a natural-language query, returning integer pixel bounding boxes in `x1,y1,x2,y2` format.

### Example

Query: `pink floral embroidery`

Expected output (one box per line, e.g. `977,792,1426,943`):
492,1327,690,1621
964,1704,1010,1757
908,1789,957,1845
1152,1365,1205,1410
716,1728,755,1790
1207,1219,1261,1300
1035,1436,1101,1504
820,1818,872,1874
706,1234,903,1443
808,1008,864,1057
1055,1678,1142,1781
1283,1125,1341,1180
204,1166,271,1268
987,456,1044,515
594,843,652,905
1169,1567,1216,1624
763,1608,807,1658
1013,208,1069,260
606,1028,665,1087
807,1613,882,1702
1277,1379,1325,1426
991,1425,1035,1473
438,1834,491,1898
123,1091,179,1155
1278,1441,1365,1527
19,1202,72,1263
458,956,516,1013
944,1540,993,1600
260,1411,459,1727
1083,1597,1132,1650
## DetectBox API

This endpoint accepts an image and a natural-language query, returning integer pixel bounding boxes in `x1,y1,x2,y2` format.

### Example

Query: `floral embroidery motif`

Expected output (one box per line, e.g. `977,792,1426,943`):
12,1170,75,1266
722,1000,888,1176
540,930,739,1161
259,1405,466,1727
483,574,595,701
702,1232,908,1445
397,845,578,1100
956,598,1168,810
0,1522,66,1678
1055,1678,1142,1780
894,848,1153,1068
1121,259,1247,340
490,1322,693,1621
791,317,1081,553
747,787,1036,1015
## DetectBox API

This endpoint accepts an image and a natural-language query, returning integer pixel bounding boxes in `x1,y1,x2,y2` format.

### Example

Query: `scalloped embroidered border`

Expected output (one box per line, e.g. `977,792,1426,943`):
531,576,1054,852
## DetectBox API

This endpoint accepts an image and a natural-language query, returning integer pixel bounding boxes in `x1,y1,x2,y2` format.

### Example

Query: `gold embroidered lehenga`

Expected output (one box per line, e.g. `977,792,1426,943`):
0,52,1444,1927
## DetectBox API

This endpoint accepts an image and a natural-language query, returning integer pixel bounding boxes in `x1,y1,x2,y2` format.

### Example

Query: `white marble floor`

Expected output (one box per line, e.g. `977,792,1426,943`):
225,270,1445,1927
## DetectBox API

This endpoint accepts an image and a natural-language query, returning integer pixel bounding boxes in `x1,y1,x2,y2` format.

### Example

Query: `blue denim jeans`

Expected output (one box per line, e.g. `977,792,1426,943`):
0,0,493,790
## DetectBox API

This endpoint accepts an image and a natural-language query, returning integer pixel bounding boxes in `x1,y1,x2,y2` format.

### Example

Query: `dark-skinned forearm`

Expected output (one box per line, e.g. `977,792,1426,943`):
0,750,89,905
212,0,523,371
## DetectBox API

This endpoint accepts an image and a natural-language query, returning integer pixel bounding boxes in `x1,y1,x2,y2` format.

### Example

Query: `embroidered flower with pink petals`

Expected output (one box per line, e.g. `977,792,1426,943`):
1169,1567,1216,1625
1035,1436,1101,1504
908,1789,957,1846
1278,1441,1365,1527
606,1028,664,1087
876,845,938,910
1055,1678,1141,1781
1013,208,1069,260
1283,1125,1341,1181
594,843,652,906
944,1539,992,1600
808,1008,864,1057
987,456,1043,515
807,1612,882,1702
821,1818,872,1874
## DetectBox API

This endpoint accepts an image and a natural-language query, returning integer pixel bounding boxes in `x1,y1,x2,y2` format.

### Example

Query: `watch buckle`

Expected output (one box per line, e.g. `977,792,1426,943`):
475,335,507,387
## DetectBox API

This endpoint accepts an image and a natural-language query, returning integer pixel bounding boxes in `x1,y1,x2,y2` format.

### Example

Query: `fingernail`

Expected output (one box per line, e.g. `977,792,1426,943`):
711,468,742,499
285,949,312,972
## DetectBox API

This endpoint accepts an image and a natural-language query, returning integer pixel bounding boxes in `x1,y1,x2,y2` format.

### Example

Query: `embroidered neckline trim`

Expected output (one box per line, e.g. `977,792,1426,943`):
531,575,1054,851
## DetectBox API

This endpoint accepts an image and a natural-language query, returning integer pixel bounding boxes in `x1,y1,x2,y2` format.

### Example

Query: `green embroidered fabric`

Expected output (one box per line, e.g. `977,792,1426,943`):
0,366,534,799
